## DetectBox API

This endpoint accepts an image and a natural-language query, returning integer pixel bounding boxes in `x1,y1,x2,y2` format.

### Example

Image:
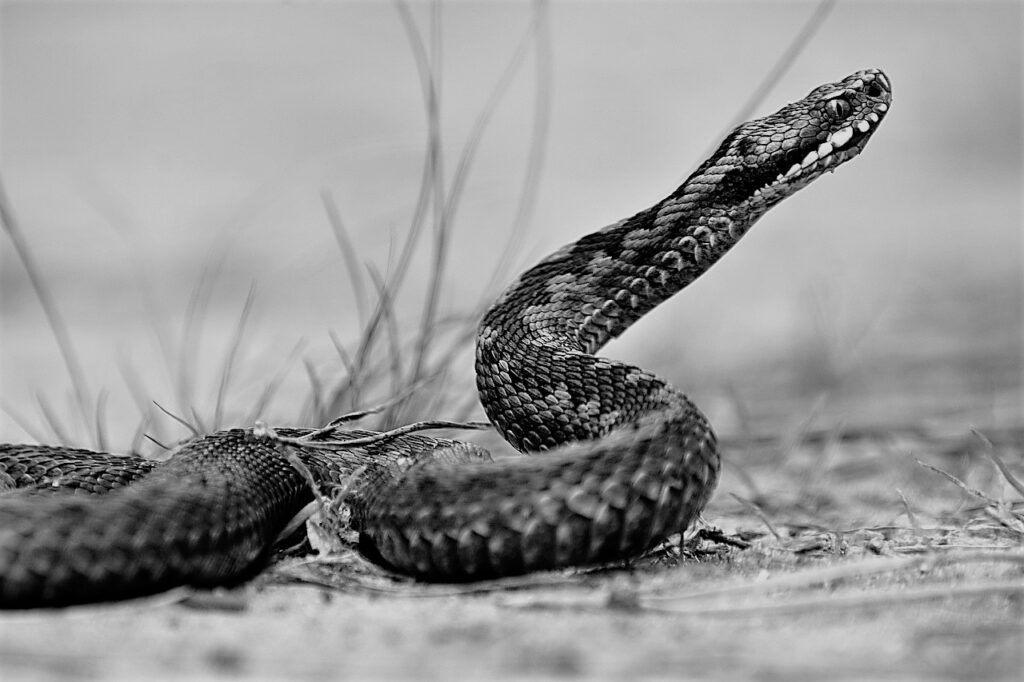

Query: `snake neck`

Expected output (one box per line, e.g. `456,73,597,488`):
478,69,891,359
475,69,890,452
480,193,755,359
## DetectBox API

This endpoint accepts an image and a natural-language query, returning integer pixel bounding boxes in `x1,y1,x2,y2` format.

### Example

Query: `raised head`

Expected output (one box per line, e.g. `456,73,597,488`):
685,69,892,213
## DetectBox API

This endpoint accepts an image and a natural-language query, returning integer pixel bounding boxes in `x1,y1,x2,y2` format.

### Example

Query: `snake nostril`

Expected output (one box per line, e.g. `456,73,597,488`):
866,83,884,98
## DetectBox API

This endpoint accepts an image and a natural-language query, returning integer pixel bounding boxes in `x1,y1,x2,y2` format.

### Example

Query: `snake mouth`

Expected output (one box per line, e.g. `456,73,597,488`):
754,115,888,200
749,101,890,200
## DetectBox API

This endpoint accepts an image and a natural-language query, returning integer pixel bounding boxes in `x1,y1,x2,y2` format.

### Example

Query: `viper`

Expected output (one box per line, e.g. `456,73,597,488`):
0,69,891,608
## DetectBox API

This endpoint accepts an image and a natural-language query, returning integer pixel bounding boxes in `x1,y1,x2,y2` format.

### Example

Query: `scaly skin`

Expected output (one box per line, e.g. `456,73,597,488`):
0,69,891,607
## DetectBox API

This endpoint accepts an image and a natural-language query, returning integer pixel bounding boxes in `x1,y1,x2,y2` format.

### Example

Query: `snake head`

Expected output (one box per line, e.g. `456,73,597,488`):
692,68,892,212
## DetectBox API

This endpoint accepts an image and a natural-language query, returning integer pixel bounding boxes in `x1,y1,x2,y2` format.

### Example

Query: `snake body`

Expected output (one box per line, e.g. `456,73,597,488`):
0,69,890,607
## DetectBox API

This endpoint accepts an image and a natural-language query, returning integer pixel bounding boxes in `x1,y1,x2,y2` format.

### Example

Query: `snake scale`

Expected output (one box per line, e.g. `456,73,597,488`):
0,69,890,608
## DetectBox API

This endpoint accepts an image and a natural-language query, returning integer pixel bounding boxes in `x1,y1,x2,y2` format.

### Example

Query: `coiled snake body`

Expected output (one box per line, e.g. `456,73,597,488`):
0,70,890,608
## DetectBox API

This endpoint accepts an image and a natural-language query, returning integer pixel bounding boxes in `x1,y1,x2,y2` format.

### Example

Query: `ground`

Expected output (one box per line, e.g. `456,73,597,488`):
2,413,1021,681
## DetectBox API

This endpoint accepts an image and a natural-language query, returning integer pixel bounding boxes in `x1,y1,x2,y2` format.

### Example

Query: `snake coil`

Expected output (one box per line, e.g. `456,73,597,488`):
0,69,890,608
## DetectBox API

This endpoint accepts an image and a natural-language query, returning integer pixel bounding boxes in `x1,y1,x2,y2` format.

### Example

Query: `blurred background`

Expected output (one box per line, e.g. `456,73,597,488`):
1,1,1020,450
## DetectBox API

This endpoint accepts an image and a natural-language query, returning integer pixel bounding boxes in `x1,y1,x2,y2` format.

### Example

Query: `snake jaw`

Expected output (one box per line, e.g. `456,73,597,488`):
774,68,892,188
713,68,892,213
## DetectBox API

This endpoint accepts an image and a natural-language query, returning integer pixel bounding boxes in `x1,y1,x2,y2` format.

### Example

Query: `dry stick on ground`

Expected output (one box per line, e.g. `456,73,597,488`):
268,419,492,451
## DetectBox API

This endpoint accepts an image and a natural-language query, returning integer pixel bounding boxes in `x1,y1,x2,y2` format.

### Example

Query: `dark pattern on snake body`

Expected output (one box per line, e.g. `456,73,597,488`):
0,69,891,607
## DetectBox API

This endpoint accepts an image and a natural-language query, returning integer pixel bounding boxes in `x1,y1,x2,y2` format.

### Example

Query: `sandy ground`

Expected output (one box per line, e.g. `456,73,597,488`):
2,419,1021,681
1,556,1020,681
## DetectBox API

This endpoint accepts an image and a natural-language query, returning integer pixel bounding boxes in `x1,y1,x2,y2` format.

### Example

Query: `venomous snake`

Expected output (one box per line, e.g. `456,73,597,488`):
0,69,890,608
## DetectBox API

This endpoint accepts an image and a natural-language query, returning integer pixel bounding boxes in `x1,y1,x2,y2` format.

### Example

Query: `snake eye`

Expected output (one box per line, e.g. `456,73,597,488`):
825,98,852,120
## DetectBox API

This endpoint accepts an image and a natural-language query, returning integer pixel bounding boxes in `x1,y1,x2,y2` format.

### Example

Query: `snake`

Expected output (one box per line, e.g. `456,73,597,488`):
0,69,890,608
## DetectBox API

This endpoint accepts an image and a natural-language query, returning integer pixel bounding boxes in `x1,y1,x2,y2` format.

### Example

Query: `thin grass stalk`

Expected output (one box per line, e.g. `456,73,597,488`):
706,0,837,160
303,357,325,423
320,222,428,420
177,258,227,434
319,332,359,422
439,3,545,244
322,279,395,419
152,400,199,437
320,189,369,325
242,338,307,425
394,1,553,423
0,178,94,444
128,412,153,456
117,355,156,427
365,267,405,424
0,404,49,444
484,0,552,296
399,0,448,398
35,394,74,445
212,283,257,430
93,388,109,452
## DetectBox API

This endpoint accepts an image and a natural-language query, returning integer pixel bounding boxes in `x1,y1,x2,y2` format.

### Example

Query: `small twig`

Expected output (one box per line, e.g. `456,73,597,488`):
319,385,435,430
272,419,492,451
692,527,752,550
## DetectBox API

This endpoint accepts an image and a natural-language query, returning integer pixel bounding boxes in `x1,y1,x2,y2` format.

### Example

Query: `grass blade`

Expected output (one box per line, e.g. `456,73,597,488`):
320,189,369,324
0,177,93,444
212,283,257,430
